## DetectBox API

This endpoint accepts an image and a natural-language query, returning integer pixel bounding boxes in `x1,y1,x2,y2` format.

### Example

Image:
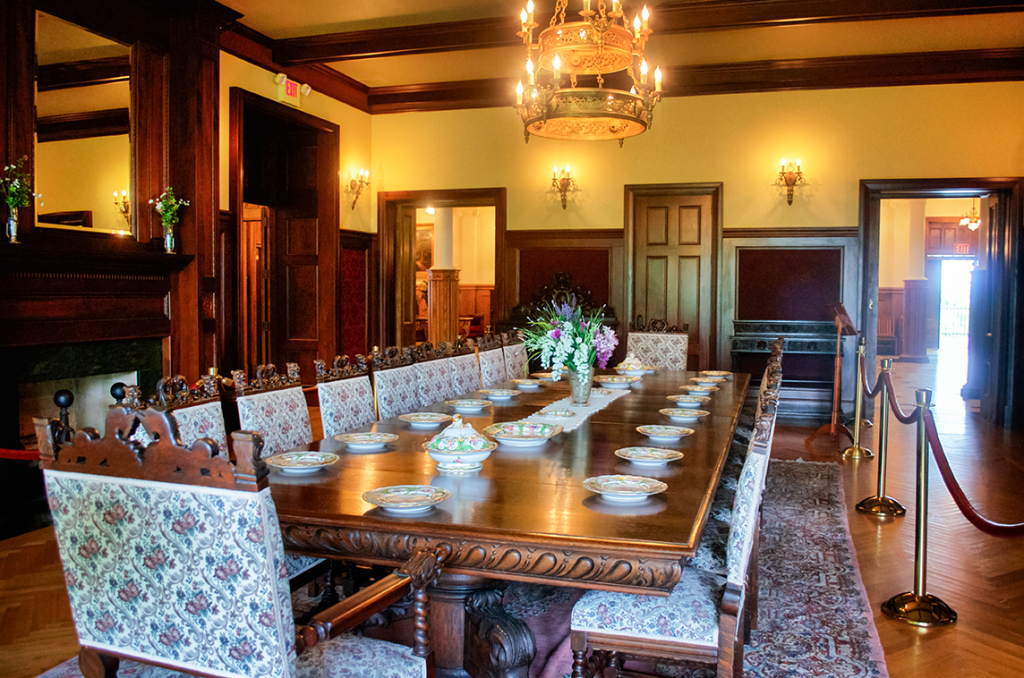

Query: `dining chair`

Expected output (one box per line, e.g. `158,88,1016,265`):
315,354,376,437
232,363,313,457
372,346,420,419
502,332,529,380
477,334,507,388
448,338,483,395
414,342,456,408
626,316,690,371
36,406,447,678
150,373,230,453
569,448,769,678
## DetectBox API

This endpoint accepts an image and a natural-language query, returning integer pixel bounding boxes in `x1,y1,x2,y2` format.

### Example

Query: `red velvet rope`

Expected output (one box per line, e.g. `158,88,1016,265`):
880,372,921,424
859,354,885,399
0,448,40,461
923,412,1024,537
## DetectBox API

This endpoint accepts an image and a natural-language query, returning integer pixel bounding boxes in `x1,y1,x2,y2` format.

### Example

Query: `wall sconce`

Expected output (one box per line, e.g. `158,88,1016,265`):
775,158,805,205
348,169,369,210
113,190,130,225
551,166,577,210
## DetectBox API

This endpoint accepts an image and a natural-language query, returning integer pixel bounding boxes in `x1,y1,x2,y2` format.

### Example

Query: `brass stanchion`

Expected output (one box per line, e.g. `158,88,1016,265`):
841,338,873,459
881,388,957,627
856,358,906,516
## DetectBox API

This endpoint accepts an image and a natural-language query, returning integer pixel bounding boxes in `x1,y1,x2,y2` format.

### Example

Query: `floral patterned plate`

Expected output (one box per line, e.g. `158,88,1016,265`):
537,409,576,418
483,422,563,447
700,370,733,379
446,399,491,412
335,432,399,451
594,375,641,389
480,389,520,400
530,372,556,380
677,384,719,394
643,366,659,374
591,388,616,396
266,451,339,474
399,412,453,428
583,475,668,503
637,425,695,443
615,368,647,377
666,394,713,408
512,378,545,390
660,408,711,423
362,485,453,514
614,447,685,466
690,376,726,384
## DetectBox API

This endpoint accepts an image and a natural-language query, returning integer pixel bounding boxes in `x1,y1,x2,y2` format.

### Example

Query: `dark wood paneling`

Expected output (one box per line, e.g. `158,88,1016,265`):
33,0,172,51
926,216,980,255
36,108,129,142
131,41,167,245
736,248,843,321
725,227,861,239
369,78,514,114
517,249,611,308
340,230,375,357
900,279,930,362
36,55,129,91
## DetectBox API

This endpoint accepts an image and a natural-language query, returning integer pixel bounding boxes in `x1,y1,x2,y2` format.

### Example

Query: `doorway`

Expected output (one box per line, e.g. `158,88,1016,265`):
228,89,340,383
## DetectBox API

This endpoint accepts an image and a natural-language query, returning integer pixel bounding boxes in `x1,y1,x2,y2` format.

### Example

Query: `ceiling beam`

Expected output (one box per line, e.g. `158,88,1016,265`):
270,0,1023,65
367,48,1024,114
36,108,130,142
37,56,130,92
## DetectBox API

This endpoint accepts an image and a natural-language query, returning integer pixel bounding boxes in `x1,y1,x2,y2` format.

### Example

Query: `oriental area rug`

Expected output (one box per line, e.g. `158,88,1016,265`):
36,460,887,678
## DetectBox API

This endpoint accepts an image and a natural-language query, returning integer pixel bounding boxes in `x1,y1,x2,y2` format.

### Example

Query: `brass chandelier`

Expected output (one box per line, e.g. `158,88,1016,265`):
513,0,662,145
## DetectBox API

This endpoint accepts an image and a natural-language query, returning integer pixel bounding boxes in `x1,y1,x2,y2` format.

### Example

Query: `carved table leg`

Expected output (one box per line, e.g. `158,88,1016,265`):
78,647,119,678
429,573,536,678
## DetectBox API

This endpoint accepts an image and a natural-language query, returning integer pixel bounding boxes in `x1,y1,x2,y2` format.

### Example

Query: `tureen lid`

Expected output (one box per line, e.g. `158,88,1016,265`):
425,415,493,451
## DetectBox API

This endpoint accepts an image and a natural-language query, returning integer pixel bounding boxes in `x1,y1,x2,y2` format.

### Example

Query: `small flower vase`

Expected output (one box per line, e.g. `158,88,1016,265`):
568,364,594,406
6,207,19,244
163,231,175,254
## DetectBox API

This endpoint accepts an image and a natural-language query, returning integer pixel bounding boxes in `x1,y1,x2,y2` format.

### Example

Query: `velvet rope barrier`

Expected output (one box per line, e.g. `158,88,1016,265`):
923,412,1024,538
0,448,40,461
881,371,920,424
859,353,885,399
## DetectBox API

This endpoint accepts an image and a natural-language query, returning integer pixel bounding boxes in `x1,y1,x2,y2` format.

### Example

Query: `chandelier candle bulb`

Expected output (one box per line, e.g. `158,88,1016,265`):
640,59,648,84
584,0,591,12
655,66,662,92
516,81,524,105
642,5,649,30
553,54,561,85
527,58,535,84
527,0,534,25
634,14,640,37
521,8,527,32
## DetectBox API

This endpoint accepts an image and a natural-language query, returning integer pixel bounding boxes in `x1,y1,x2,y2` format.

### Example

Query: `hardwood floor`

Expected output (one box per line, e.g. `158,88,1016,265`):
2,343,1023,678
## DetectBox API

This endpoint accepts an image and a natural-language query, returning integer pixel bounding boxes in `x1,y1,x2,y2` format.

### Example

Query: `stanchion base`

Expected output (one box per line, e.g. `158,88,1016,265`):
856,495,906,517
841,444,874,459
881,592,957,627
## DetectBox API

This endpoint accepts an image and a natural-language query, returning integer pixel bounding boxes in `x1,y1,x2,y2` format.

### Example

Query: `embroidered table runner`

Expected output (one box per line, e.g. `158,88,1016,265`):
518,387,631,432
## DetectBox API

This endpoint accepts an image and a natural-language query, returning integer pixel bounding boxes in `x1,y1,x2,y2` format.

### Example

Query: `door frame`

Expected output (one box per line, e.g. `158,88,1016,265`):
377,188,507,350
624,183,724,369
228,87,340,375
859,177,1024,427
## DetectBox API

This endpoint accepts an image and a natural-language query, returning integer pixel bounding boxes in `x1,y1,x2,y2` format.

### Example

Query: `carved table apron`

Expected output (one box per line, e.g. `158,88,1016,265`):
271,370,749,678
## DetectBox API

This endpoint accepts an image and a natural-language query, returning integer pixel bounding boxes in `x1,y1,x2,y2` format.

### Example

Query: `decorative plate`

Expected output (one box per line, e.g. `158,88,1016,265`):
614,447,685,466
643,366,659,374
362,485,452,514
399,412,453,428
690,376,726,384
334,432,399,450
591,388,616,396
595,375,641,389
615,368,646,377
479,389,520,400
700,370,733,379
637,425,695,443
483,422,563,447
537,409,576,418
659,408,711,423
530,372,556,380
512,378,544,389
677,384,720,394
666,394,713,408
583,475,668,503
446,399,491,412
266,451,339,475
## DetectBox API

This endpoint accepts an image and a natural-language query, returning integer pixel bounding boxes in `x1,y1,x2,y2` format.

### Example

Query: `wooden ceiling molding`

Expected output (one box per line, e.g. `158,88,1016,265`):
36,56,130,92
36,108,129,142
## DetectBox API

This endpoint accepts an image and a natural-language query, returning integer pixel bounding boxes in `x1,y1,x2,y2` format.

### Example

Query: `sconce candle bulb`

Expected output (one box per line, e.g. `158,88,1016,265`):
776,159,806,206
113,189,131,225
348,169,370,210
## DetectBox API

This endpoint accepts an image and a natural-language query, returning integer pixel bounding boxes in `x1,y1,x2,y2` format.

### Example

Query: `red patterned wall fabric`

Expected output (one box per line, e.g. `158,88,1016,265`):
518,249,610,307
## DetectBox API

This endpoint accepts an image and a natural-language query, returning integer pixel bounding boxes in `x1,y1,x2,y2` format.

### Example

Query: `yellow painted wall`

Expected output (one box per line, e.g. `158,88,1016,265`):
34,135,131,234
370,82,1024,232
218,53,374,231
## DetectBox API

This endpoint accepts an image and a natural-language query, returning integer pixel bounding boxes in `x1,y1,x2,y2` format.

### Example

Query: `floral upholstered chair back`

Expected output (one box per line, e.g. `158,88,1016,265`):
232,363,312,457
152,373,229,454
726,448,769,586
502,339,529,380
626,317,689,371
37,408,297,678
477,334,507,389
371,346,419,420
414,342,456,408
315,355,376,437
448,339,483,395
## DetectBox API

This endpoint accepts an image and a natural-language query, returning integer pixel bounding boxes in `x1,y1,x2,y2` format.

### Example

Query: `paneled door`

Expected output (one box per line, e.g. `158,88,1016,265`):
628,185,721,370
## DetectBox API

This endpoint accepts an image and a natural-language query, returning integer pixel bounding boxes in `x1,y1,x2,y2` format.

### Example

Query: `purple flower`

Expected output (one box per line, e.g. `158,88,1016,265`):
594,326,619,369
548,328,561,340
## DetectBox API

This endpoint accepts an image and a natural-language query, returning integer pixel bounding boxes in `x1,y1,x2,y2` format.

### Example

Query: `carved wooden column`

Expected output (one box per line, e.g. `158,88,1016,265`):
429,208,460,344
899,279,930,363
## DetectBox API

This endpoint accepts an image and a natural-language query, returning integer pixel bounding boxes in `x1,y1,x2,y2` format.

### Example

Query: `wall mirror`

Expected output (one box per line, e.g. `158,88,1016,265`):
34,11,131,236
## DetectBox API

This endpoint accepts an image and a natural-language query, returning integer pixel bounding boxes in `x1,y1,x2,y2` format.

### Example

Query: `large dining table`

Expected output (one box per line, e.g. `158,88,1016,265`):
271,368,749,678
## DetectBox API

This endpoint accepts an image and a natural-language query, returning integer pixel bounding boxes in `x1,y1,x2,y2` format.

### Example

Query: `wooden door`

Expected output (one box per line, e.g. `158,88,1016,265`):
630,186,720,370
924,258,941,349
393,204,418,348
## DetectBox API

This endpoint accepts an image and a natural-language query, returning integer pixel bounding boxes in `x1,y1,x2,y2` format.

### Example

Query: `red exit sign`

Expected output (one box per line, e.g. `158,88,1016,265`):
953,243,970,255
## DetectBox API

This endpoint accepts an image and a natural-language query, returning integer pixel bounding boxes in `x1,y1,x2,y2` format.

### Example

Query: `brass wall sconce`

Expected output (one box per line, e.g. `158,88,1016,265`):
113,190,130,225
776,158,805,205
551,166,577,209
348,169,369,210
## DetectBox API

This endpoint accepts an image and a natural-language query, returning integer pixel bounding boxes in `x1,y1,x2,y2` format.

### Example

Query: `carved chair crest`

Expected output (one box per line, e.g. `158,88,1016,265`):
415,342,450,362
753,412,774,446
233,363,301,396
629,315,687,333
450,337,476,357
373,345,417,370
151,374,221,409
476,333,502,352
314,354,369,383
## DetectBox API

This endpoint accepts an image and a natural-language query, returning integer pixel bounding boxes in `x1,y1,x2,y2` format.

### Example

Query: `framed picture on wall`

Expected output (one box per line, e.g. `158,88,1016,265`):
415,224,432,271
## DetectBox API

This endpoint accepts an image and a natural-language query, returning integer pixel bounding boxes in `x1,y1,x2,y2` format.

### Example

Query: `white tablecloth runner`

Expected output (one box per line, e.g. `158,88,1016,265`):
519,387,632,432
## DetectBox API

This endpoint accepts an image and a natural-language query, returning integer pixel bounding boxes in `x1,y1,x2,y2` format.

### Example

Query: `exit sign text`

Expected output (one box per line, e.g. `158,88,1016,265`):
953,243,970,255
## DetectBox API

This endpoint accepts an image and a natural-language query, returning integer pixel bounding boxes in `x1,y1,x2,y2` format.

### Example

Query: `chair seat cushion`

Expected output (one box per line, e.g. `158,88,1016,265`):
571,567,725,645
296,632,427,678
